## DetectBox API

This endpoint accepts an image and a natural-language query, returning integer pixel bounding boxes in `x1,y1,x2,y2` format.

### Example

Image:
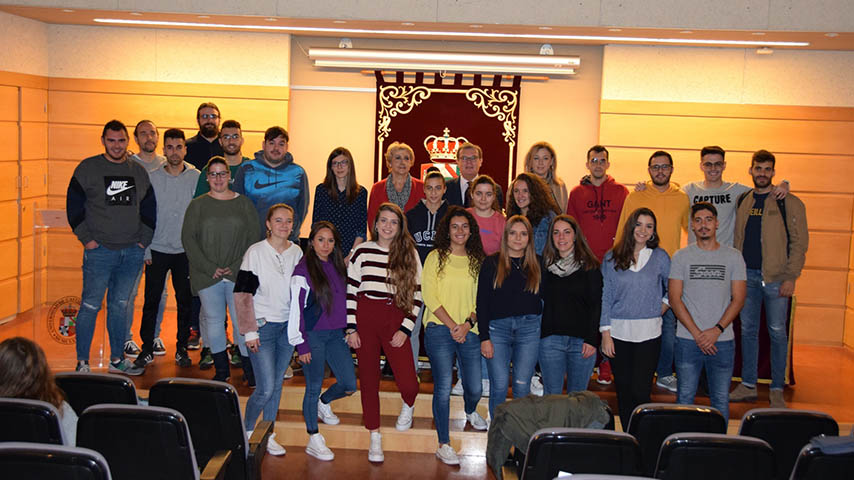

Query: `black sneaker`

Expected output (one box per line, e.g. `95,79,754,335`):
199,347,214,370
153,338,167,356
175,348,192,367
123,340,141,358
76,361,91,372
134,350,154,368
187,328,201,350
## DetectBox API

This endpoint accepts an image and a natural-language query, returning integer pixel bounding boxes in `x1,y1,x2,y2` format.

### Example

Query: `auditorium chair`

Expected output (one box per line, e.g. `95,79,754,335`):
148,378,272,480
789,437,854,480
77,404,230,480
569,476,656,480
519,428,642,479
626,403,726,476
654,432,775,480
55,372,139,416
0,398,66,444
0,441,112,480
738,408,838,480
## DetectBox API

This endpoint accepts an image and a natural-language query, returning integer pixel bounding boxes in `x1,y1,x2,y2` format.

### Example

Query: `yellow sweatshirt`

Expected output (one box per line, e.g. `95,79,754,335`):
614,181,690,257
421,250,479,334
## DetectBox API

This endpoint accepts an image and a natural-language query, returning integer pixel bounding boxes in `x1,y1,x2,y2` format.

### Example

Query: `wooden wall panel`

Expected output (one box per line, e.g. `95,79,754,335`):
848,273,854,310
845,307,854,348
0,201,17,241
600,100,854,122
794,306,845,345
47,231,83,269
0,239,18,281
0,86,17,122
0,161,18,202
46,268,81,303
18,272,33,312
20,234,33,276
20,160,47,199
48,91,287,134
798,194,854,232
795,269,847,306
20,122,47,160
48,159,77,198
47,124,101,161
20,88,47,123
804,232,851,270
20,199,40,239
0,122,18,161
0,278,16,320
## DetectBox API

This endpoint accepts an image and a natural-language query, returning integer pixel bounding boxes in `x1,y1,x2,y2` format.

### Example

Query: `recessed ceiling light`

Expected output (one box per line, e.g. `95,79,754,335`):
61,9,74,13
538,26,552,30
680,30,693,34
401,22,415,26
608,28,622,32
197,15,210,19
752,32,766,36
91,18,811,47
264,17,276,22
470,24,483,28
825,32,839,37
333,20,347,24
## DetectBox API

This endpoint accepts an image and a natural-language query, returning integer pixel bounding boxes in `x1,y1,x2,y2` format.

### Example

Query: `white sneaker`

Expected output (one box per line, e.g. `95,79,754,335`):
306,433,334,461
436,444,460,465
266,433,286,456
466,411,488,431
317,399,340,425
481,379,490,397
368,432,384,462
283,366,294,380
396,402,415,431
451,378,464,396
530,375,544,396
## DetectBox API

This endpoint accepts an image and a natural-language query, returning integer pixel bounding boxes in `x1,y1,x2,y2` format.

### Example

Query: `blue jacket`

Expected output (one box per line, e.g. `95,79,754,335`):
233,151,309,242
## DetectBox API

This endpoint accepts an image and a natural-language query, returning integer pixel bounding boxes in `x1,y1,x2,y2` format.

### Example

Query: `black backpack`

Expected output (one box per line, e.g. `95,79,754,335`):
737,189,790,255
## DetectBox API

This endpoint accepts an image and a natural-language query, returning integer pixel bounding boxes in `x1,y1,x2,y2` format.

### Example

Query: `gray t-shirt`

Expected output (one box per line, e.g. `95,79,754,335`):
670,243,746,341
683,181,750,246
130,153,165,173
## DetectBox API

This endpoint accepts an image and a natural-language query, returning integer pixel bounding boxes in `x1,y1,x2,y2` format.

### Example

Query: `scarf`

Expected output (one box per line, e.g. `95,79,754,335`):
547,250,580,277
386,174,411,210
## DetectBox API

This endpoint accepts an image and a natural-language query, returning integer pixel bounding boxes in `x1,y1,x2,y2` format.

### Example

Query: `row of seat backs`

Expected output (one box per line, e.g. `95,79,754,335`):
520,402,847,480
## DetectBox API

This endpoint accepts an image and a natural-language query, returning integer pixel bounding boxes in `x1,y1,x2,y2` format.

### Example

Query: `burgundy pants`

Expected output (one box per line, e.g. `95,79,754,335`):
355,295,419,430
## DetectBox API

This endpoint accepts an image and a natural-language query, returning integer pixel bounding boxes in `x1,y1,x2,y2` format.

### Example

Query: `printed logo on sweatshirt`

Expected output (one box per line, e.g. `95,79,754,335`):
689,264,726,281
104,176,137,206
413,229,435,246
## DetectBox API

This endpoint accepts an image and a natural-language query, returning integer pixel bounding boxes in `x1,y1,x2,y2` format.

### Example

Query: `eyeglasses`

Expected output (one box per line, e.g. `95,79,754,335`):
199,113,219,120
207,171,229,178
589,158,608,165
331,160,349,168
649,164,673,172
221,133,240,140
459,155,480,163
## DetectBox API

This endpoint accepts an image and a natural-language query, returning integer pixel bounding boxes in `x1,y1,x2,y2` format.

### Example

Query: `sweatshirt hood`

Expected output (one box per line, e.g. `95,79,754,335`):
579,174,618,188
252,149,294,168
641,180,683,196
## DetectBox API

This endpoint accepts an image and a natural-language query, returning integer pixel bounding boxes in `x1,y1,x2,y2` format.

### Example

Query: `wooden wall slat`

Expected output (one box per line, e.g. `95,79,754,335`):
48,160,76,198
794,305,844,345
847,273,854,310
48,91,287,133
600,113,854,156
49,77,289,101
798,194,854,232
19,272,33,312
20,199,40,238
0,278,17,319
47,231,82,269
0,238,18,281
0,201,17,241
600,99,854,122
20,122,47,160
0,162,18,202
804,232,851,270
795,269,847,306
0,71,48,90
0,122,19,161
20,160,47,199
20,234,33,276
0,86,17,122
21,87,47,123
46,268,80,304
845,308,854,348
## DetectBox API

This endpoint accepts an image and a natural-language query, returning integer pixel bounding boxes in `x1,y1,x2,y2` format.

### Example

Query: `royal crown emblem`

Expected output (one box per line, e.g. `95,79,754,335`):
424,128,468,161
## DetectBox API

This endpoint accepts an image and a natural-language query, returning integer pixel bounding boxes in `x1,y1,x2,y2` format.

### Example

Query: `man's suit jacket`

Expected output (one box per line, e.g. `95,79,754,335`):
444,176,504,208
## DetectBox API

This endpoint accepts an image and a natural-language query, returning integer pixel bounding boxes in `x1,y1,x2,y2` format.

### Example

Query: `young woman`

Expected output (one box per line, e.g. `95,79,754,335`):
182,156,259,383
477,215,543,417
422,206,489,465
346,203,422,463
467,174,506,255
287,221,358,461
524,142,568,213
539,214,603,395
234,203,302,456
311,147,368,259
600,207,671,428
0,337,78,445
367,142,424,228
506,172,561,256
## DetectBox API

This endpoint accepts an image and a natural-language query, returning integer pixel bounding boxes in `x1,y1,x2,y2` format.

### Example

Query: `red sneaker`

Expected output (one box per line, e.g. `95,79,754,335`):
597,360,613,385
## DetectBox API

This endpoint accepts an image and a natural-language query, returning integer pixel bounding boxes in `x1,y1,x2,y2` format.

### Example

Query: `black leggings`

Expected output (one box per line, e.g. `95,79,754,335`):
610,336,661,430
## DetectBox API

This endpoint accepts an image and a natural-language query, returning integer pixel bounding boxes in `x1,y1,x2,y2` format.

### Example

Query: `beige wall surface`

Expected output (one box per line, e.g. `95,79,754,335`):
0,10,48,76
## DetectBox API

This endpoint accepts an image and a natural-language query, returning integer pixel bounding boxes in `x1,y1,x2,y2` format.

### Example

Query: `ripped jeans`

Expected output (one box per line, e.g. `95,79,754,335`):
75,244,145,362
485,314,541,418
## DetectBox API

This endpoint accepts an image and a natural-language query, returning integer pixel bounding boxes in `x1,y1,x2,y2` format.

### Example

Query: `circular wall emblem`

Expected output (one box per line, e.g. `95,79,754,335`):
47,296,81,345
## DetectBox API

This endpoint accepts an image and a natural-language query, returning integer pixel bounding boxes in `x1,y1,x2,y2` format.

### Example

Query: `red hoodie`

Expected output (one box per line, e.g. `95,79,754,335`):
566,175,629,261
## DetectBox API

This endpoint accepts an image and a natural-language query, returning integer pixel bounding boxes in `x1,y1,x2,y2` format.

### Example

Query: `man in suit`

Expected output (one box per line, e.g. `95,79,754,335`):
444,142,503,207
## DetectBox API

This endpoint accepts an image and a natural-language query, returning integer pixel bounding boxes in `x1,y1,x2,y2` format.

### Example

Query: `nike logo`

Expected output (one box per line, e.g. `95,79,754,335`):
254,180,285,189
106,181,135,196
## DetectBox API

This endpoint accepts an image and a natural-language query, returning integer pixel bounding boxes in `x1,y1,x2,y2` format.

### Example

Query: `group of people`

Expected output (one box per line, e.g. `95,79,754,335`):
61,101,808,465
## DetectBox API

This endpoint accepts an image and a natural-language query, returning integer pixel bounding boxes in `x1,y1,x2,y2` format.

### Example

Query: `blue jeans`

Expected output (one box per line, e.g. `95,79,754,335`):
655,308,676,378
425,324,482,444
197,279,246,355
539,335,596,395
740,268,789,390
676,337,735,423
244,321,294,429
485,314,541,418
76,245,145,362
302,328,358,434
126,266,167,342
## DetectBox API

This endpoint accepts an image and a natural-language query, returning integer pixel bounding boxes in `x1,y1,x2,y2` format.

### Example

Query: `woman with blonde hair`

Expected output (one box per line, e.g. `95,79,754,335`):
346,202,422,463
367,142,424,228
525,142,568,212
477,215,543,417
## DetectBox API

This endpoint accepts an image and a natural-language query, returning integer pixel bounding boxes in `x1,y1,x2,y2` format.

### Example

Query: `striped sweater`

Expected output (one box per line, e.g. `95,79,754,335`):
346,241,423,335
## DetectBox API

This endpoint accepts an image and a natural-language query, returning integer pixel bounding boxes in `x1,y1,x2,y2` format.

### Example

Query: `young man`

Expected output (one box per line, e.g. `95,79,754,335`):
133,129,200,370
669,202,746,422
731,150,809,408
406,170,449,374
566,144,629,385
185,102,224,170
66,120,156,375
194,119,250,196
616,150,691,392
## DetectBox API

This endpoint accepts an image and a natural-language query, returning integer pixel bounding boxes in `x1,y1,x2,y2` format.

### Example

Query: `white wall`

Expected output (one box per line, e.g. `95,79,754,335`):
0,10,48,76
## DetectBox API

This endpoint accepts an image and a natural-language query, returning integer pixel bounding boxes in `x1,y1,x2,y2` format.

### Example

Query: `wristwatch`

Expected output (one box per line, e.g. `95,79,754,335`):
466,317,476,328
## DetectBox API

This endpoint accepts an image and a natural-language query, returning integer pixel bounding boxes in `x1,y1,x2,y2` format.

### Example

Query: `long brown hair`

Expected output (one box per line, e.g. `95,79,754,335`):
470,174,503,213
542,214,600,271
610,207,660,271
305,221,347,310
433,206,486,279
506,172,560,227
0,337,65,409
322,147,362,204
370,203,420,312
494,215,540,293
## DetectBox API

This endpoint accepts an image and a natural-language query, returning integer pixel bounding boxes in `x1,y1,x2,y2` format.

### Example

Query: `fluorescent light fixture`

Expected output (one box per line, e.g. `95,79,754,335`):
92,18,811,47
308,47,579,75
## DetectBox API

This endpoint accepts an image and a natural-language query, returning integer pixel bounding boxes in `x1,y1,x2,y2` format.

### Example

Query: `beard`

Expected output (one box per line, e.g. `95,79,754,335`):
652,175,671,187
200,123,219,138
223,144,241,156
753,176,771,188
